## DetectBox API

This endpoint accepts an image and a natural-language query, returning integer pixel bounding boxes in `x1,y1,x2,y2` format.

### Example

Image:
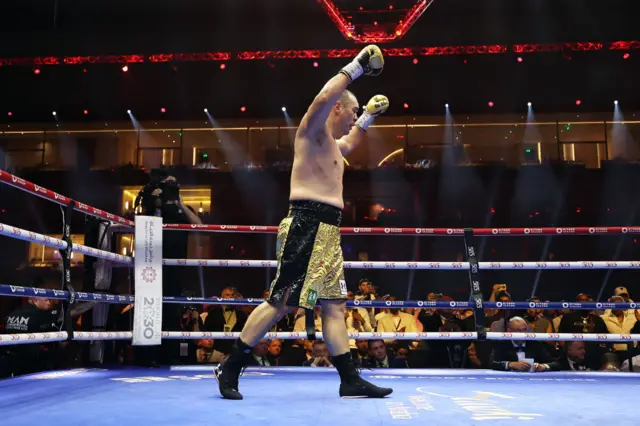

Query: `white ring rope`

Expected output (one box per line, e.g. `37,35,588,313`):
1,331,639,346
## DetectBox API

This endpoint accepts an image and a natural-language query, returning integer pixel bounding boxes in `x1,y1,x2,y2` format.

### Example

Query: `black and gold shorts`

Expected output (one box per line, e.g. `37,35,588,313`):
268,200,347,310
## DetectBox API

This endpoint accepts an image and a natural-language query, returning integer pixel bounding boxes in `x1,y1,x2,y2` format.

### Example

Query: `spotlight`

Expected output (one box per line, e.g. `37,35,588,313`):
488,102,494,107
34,68,41,75
445,104,449,108
403,103,409,109
614,100,619,105
121,65,129,72
220,63,226,70
83,110,88,115
281,106,287,112
313,61,319,68
527,102,532,107
7,112,12,117
52,111,57,116
240,106,246,112
623,53,630,59
127,110,131,114
161,107,166,113
204,108,208,113
575,100,581,106
412,58,418,65
517,57,523,63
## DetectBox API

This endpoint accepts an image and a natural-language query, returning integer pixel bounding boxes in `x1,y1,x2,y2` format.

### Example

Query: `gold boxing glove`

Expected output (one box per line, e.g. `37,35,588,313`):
355,95,389,131
340,45,385,81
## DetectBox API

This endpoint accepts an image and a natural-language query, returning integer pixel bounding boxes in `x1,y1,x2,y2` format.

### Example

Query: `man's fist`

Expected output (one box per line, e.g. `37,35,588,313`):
341,45,384,81
356,95,389,131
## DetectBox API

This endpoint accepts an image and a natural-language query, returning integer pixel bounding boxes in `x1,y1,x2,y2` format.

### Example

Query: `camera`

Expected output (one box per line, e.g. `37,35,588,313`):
135,169,181,216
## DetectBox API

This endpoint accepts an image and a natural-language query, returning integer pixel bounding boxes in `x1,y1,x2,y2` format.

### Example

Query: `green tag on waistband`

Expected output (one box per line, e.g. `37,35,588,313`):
306,290,318,306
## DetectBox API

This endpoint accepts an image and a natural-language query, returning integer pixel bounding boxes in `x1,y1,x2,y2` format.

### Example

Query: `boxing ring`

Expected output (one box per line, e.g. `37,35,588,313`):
2,168,640,426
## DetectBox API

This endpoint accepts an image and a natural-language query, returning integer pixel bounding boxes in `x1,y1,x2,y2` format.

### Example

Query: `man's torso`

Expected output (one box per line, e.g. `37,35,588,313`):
289,127,345,209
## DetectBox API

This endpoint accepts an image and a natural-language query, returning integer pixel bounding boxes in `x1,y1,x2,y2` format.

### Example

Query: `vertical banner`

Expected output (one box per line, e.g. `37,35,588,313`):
133,215,163,346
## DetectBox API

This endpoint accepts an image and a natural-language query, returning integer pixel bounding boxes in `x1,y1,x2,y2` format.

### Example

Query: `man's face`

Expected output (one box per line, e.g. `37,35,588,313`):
369,340,387,361
355,340,368,353
268,340,282,357
527,299,541,318
312,343,329,358
566,341,586,362
253,339,269,357
610,296,625,316
31,298,53,310
347,291,355,300
336,94,359,137
221,288,235,299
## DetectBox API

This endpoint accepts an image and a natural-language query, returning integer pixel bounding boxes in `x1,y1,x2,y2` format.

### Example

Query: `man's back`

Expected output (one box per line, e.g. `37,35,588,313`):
289,128,345,209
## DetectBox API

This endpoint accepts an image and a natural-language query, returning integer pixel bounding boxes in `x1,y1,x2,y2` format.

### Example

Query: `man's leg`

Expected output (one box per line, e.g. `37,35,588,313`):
215,299,290,400
320,299,393,398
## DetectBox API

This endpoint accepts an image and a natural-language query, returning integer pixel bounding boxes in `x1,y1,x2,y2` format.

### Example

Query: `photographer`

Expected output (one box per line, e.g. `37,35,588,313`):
135,170,202,364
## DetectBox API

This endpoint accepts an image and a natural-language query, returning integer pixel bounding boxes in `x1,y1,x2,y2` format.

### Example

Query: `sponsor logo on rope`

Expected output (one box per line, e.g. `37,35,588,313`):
240,261,250,267
619,335,632,341
489,262,501,269
449,301,456,308
417,301,424,307
197,260,208,266
452,262,464,269
11,176,26,186
32,288,47,295
249,226,268,231
467,247,475,257
631,303,637,309
353,228,371,233
556,227,576,234
471,263,478,273
582,262,594,268
407,262,418,269
385,262,396,269
106,213,115,220
415,228,435,234
261,261,271,267
53,290,66,297
512,262,524,268
33,184,46,194
384,228,403,234
525,333,536,339
371,332,382,338
536,262,547,268
77,202,88,210
558,262,570,268
11,227,22,236
92,207,104,216
589,227,610,234
54,193,66,201
217,260,229,266
9,286,25,293
492,228,511,234
596,334,608,340
92,293,103,300
524,228,543,234
362,262,374,268
606,262,618,267
428,262,439,269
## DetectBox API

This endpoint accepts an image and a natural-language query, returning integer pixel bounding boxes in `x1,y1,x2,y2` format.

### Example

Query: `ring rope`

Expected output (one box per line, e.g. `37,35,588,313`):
1,331,637,346
161,259,640,270
1,284,638,310
0,222,132,264
1,168,638,237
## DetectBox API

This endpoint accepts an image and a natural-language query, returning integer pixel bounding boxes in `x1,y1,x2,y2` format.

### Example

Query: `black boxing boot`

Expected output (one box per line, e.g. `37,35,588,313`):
214,338,252,400
332,352,393,398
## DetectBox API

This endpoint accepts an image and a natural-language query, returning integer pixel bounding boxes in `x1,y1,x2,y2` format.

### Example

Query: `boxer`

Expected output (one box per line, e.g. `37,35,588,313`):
215,44,391,400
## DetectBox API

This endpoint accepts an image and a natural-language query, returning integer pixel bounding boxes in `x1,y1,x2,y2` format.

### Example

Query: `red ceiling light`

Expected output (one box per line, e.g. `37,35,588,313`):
160,107,166,113
33,68,40,75
320,0,435,43
412,58,418,64
7,112,12,117
83,110,88,115
576,100,582,105
220,63,226,70
240,106,246,112
403,103,409,109
517,56,523,62
121,65,129,72
313,61,319,67
623,53,630,59
488,101,494,107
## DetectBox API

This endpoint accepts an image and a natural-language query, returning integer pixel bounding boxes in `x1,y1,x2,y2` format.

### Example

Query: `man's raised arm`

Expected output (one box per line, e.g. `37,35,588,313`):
298,45,385,137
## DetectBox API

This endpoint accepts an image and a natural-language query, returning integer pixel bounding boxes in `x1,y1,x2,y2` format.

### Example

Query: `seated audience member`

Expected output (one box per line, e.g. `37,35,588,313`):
248,339,274,366
540,341,590,371
377,297,418,335
267,339,282,365
346,291,373,348
279,339,313,366
601,296,637,357
302,341,333,367
524,297,553,333
484,285,511,327
559,293,609,370
351,340,370,367
202,287,248,354
363,340,408,368
488,291,528,333
196,339,224,364
489,317,555,372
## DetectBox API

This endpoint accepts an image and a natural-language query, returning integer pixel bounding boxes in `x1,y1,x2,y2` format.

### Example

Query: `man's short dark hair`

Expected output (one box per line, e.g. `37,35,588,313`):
312,340,326,348
367,339,385,349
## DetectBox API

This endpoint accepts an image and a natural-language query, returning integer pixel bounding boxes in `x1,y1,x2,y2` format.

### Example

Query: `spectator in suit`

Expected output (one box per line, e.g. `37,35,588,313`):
541,341,591,371
302,341,333,367
203,287,248,354
247,339,274,367
489,317,555,372
363,340,408,368
351,340,370,367
268,339,282,365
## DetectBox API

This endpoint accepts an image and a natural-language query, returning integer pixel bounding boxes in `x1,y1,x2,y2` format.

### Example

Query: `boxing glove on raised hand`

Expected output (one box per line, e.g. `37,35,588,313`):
356,95,389,131
340,45,385,81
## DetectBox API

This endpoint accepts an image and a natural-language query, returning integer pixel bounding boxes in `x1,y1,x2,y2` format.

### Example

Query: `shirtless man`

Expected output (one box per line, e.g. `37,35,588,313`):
214,45,392,400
